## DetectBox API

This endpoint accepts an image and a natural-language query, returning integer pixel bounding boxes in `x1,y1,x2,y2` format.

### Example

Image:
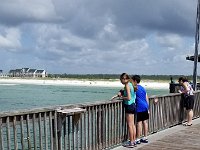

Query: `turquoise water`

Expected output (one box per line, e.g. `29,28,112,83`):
0,83,169,112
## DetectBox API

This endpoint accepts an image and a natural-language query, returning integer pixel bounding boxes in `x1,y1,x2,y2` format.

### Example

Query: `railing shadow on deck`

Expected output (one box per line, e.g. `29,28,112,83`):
0,91,200,150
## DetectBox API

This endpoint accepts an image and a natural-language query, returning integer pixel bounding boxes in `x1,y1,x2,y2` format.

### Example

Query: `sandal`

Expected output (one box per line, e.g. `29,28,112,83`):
183,123,192,126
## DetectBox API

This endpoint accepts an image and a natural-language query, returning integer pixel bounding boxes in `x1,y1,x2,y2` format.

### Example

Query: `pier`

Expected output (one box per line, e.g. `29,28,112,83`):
0,91,200,149
113,117,200,150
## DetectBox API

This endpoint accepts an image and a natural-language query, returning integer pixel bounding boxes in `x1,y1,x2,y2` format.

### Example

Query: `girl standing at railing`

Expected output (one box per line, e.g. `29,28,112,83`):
178,76,194,126
118,73,137,148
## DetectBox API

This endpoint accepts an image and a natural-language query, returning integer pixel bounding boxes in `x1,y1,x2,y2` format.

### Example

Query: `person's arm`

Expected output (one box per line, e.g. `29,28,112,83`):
181,82,189,94
146,93,149,106
146,93,150,113
111,95,119,100
122,83,131,100
111,91,122,100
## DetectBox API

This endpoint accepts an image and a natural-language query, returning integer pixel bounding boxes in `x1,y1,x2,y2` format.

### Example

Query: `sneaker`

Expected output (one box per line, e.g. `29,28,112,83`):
134,142,137,147
136,139,141,144
140,138,148,143
122,141,135,148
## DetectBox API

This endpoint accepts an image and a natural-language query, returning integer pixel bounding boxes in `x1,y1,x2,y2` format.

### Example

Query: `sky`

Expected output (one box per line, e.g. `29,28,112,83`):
0,0,199,75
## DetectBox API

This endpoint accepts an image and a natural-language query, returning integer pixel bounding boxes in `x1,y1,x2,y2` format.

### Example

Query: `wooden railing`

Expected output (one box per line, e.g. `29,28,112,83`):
0,91,200,150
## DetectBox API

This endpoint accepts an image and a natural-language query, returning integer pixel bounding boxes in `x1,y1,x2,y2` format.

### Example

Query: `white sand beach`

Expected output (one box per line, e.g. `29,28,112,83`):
0,78,170,89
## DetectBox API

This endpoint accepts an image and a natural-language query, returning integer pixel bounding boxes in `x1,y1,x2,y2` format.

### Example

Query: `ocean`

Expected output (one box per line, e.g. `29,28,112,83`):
0,83,169,112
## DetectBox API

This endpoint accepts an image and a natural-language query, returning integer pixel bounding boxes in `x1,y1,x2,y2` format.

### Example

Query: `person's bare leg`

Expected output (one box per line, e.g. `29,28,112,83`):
133,121,136,141
142,120,148,137
187,109,193,125
126,114,135,143
136,121,142,139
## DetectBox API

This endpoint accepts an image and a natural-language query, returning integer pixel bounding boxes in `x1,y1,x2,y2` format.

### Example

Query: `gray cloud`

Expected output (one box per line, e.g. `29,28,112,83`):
0,0,198,75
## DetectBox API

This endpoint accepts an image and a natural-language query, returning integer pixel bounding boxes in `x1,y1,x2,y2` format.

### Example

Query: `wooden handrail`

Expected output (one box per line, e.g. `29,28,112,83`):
0,91,200,149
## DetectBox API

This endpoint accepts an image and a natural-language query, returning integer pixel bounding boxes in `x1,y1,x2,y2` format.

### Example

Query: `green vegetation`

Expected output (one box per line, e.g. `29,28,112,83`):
47,74,197,82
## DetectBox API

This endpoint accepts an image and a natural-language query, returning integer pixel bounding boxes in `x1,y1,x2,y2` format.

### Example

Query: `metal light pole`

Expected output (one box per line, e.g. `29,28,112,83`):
193,0,200,91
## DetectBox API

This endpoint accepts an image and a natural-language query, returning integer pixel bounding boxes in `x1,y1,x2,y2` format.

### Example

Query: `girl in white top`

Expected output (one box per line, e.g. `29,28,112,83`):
178,77,194,126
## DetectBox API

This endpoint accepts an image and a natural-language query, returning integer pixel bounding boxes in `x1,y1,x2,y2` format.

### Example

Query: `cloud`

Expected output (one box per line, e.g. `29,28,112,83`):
0,0,198,75
0,27,21,52
156,33,183,50
0,0,61,25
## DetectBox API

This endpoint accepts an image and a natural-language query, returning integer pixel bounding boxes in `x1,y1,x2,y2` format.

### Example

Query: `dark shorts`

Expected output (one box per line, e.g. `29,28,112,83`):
184,95,194,110
123,103,136,114
136,111,149,122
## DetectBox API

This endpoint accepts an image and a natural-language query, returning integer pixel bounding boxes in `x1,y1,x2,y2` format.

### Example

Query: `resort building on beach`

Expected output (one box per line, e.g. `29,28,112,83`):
8,68,47,78
0,70,8,77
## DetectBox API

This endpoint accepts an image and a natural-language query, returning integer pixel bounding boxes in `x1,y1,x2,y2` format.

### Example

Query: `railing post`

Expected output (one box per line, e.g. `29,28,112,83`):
57,113,63,150
97,106,104,149
52,112,63,150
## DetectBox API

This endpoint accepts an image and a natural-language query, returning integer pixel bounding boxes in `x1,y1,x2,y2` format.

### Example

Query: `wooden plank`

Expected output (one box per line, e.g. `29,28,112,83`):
57,113,62,150
0,118,4,150
107,104,110,147
38,113,43,150
114,103,116,145
148,98,154,133
116,102,120,144
32,114,37,150
44,112,48,150
91,106,94,150
83,112,87,150
111,103,113,145
115,103,118,144
6,116,11,150
49,112,53,150
20,115,25,150
105,104,108,148
102,105,106,149
95,106,98,150
63,119,66,150
72,116,75,149
53,112,58,150
80,113,83,150
13,116,18,150
137,124,200,150
87,108,90,150
0,107,57,118
57,108,86,115
67,117,71,150
101,105,105,149
75,114,79,150
26,114,31,150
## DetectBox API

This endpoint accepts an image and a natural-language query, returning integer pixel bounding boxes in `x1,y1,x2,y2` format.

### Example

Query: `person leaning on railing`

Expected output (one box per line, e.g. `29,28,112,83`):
178,76,194,126
111,73,137,148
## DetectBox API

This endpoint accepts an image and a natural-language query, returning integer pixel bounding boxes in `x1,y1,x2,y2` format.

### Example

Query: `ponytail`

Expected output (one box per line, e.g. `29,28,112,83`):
130,79,137,91
120,73,137,91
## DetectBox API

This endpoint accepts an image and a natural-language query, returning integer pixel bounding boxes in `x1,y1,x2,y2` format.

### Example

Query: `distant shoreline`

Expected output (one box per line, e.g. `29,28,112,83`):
0,78,170,89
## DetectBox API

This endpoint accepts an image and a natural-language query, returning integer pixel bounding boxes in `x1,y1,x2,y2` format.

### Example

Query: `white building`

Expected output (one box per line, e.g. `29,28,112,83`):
8,68,47,78
35,70,47,78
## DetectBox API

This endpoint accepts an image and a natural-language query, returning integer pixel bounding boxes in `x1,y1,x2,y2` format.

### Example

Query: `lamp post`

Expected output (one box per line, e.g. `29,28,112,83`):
193,0,200,90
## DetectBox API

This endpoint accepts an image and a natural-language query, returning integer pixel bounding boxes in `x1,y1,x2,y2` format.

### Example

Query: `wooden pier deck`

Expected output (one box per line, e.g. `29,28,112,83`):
112,118,200,150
